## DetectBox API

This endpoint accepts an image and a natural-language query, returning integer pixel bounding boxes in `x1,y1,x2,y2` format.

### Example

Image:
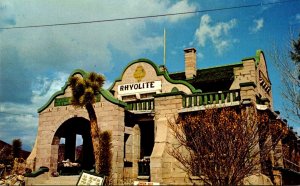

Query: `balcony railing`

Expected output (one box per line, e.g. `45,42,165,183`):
126,99,154,111
125,90,240,111
182,89,241,108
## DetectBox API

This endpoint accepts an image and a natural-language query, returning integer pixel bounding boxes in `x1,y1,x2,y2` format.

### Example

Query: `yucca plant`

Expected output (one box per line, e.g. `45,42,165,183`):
12,139,22,159
68,72,105,174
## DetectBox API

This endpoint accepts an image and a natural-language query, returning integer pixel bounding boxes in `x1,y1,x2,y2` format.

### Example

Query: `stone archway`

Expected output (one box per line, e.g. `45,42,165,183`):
51,117,95,174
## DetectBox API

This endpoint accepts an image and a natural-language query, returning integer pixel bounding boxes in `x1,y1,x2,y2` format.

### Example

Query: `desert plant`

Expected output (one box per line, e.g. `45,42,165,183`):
12,139,22,159
69,71,105,174
99,131,113,184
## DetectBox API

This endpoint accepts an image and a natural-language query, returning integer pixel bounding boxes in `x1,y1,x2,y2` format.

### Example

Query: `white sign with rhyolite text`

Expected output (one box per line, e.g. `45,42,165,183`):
118,81,161,96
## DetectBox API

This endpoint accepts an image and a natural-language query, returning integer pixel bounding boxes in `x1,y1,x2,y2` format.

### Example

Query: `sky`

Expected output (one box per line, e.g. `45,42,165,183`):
0,0,300,151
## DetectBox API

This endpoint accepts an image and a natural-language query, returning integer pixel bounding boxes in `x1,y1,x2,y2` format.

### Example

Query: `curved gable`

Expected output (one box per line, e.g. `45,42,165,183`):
109,58,200,98
38,69,126,113
37,69,87,113
242,50,271,83
256,50,271,83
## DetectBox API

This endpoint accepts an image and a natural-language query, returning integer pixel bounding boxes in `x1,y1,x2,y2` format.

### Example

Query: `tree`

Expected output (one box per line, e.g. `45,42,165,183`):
12,139,22,159
290,33,300,64
99,131,113,184
69,72,105,174
168,106,287,185
271,33,300,123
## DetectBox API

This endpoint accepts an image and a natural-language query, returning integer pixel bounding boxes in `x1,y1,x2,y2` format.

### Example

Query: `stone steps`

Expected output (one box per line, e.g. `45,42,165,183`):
42,175,80,185
25,173,48,185
25,174,80,185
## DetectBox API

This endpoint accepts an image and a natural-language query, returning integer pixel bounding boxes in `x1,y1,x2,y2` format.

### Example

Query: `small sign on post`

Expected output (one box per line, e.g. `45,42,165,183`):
76,171,105,186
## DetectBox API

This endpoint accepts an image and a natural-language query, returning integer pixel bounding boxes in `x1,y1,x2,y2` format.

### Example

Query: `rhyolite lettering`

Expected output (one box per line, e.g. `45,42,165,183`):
119,81,155,91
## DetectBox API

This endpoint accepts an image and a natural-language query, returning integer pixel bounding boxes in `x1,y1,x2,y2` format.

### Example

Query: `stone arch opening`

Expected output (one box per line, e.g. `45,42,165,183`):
52,117,94,174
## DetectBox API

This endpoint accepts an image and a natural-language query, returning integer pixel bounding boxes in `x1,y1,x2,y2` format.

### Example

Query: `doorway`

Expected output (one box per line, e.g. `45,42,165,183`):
138,121,154,177
139,121,154,158
53,117,94,174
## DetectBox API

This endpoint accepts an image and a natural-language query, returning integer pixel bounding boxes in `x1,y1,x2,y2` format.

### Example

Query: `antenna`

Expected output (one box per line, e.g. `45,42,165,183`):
163,28,166,66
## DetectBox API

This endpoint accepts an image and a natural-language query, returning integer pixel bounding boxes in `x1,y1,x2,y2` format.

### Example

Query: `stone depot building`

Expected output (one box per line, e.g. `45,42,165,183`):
27,48,299,185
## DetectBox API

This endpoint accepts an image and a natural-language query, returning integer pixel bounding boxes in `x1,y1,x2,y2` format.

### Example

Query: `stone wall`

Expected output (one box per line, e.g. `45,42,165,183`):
151,94,191,184
95,98,125,184
232,59,257,103
35,101,90,173
28,51,279,185
231,54,273,108
29,86,125,184
256,53,273,108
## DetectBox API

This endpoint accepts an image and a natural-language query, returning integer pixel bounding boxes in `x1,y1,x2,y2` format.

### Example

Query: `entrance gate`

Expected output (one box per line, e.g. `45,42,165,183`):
52,117,94,175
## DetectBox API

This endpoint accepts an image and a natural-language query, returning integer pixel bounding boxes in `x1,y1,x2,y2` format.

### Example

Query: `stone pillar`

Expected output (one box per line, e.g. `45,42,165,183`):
273,140,284,167
151,94,183,183
35,127,53,172
240,82,257,104
273,140,284,185
65,133,76,162
97,101,125,185
132,124,140,179
50,136,60,173
248,106,262,174
123,127,133,184
82,135,94,170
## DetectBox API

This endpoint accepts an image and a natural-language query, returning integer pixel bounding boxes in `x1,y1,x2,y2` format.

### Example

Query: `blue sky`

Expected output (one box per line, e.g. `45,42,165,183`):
0,0,300,151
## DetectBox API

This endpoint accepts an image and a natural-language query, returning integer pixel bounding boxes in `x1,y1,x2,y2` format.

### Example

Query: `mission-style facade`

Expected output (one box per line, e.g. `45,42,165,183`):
26,48,299,185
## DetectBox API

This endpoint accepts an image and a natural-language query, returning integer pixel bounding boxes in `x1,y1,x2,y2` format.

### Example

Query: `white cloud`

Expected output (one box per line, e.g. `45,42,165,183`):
0,107,38,150
31,72,69,106
1,0,196,72
288,13,300,25
250,18,264,33
194,14,237,54
0,72,69,149
103,79,113,89
0,0,198,150
165,1,197,22
296,14,300,21
197,52,204,60
0,0,16,28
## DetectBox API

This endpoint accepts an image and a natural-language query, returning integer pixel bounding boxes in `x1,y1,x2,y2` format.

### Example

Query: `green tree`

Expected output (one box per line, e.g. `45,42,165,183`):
12,139,22,159
69,72,105,174
271,33,300,123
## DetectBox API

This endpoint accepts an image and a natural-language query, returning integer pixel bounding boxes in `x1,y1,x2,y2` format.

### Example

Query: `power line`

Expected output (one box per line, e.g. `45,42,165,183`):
1,0,299,30
0,111,37,117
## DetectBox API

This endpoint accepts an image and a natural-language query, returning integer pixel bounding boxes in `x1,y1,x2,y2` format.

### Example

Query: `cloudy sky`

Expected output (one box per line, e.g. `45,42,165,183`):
0,0,300,150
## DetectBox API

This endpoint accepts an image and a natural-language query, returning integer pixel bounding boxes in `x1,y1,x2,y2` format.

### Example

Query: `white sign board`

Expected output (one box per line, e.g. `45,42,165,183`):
76,172,104,185
118,81,161,96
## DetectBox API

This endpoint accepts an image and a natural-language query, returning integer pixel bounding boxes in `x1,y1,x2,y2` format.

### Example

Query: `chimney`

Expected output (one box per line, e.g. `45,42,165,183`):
184,48,197,79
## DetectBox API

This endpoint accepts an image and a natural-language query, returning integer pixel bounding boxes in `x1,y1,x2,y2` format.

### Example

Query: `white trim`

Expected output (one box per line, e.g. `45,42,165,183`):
179,101,241,113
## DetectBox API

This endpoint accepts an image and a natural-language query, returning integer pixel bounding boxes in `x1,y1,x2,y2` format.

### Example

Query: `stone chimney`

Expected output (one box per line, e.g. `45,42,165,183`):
184,48,197,79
